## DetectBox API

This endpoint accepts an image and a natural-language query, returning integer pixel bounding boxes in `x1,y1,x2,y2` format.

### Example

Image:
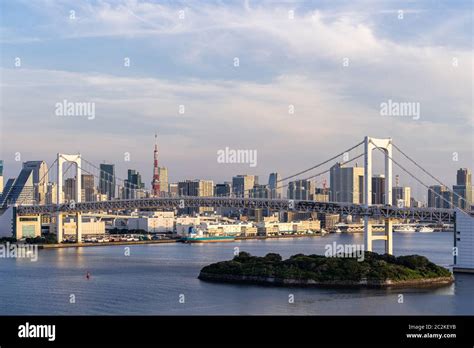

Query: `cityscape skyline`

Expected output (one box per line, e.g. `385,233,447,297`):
1,131,472,205
1,148,471,207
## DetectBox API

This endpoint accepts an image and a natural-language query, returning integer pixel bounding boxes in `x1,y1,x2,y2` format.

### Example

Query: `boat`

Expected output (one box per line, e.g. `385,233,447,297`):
334,223,346,233
393,225,416,233
179,226,236,243
417,226,434,233
180,235,236,243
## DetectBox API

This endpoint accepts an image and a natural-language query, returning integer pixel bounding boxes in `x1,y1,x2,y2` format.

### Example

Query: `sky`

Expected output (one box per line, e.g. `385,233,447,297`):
0,0,473,202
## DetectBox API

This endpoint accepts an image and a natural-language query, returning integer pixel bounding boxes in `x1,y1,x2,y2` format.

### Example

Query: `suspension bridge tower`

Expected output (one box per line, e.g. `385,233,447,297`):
56,153,82,243
363,136,393,254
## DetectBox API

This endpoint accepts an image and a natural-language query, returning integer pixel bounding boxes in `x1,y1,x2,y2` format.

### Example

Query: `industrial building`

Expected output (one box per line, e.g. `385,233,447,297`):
127,211,175,233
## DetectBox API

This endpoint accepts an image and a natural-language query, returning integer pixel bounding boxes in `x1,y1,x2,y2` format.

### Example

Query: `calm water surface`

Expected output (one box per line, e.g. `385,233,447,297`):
0,232,472,315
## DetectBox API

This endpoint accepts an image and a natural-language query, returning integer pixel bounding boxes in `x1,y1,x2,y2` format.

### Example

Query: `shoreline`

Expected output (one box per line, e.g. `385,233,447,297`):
2,230,455,250
38,239,178,249
17,233,326,249
198,273,455,289
7,231,454,249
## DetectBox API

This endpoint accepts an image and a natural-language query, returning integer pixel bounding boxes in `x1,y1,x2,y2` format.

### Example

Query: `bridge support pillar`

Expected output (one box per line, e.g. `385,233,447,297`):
76,213,82,243
363,136,394,255
385,218,393,255
56,153,81,244
56,212,63,243
364,216,373,252
365,217,393,255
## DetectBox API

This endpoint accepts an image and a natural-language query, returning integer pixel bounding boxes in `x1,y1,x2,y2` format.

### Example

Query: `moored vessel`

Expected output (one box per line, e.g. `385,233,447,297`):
180,227,235,243
393,225,416,233
417,226,434,233
180,235,236,243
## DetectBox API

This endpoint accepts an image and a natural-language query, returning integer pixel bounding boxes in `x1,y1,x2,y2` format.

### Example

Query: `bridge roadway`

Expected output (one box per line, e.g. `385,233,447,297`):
15,196,455,223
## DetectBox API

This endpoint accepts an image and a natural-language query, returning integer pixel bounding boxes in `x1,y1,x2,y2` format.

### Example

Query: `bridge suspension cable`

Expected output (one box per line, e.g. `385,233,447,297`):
59,140,364,201
215,152,364,198
392,142,470,206
71,156,150,199
272,152,365,194
372,143,470,216
275,140,364,184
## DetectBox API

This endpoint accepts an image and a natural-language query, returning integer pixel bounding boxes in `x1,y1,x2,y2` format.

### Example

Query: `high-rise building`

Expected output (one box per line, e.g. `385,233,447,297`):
317,213,340,229
158,167,168,196
22,161,48,204
329,163,364,203
178,180,214,197
251,184,270,199
441,190,454,209
314,187,330,202
177,180,214,214
64,177,76,202
232,175,258,198
168,183,178,197
0,160,3,194
268,173,282,199
124,169,144,199
99,163,115,200
0,169,35,206
215,182,232,197
81,174,95,202
288,180,314,200
371,175,385,204
457,168,472,186
250,208,264,222
410,197,425,208
392,186,411,208
428,185,448,208
453,185,469,209
214,182,233,216
46,182,57,204
453,168,472,210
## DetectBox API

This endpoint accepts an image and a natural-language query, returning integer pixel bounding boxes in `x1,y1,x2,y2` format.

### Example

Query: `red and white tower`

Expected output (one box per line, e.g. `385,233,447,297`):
152,133,160,196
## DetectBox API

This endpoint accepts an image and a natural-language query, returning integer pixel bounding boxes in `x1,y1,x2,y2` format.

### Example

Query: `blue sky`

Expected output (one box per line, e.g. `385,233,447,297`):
0,0,472,201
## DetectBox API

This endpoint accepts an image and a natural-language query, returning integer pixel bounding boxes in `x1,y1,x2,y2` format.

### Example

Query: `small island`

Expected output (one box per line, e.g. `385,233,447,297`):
198,251,454,288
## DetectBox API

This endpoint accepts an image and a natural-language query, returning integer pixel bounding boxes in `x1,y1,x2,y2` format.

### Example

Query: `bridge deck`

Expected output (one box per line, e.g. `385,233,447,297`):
14,197,455,223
